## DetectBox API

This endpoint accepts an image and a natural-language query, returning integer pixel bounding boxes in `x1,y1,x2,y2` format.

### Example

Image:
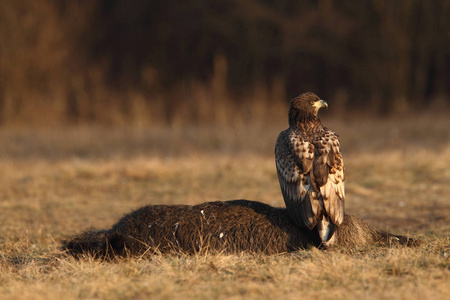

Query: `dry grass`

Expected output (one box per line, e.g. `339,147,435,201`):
0,114,449,299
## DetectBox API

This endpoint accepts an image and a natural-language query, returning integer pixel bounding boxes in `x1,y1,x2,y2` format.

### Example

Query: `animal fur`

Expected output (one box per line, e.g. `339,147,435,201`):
62,200,420,258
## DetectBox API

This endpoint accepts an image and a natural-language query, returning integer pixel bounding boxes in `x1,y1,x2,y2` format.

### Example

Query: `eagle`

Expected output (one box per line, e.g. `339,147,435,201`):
275,92,345,245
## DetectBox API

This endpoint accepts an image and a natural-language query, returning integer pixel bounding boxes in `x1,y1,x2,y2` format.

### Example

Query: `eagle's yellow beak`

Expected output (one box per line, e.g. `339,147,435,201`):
313,99,328,110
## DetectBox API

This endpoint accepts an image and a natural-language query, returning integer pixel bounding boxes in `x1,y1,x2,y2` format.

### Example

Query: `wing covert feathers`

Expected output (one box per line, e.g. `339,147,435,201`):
275,128,345,240
276,131,315,229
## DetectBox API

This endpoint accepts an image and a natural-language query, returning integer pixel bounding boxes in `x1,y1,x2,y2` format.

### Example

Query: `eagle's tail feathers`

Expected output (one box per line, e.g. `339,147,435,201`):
317,217,337,244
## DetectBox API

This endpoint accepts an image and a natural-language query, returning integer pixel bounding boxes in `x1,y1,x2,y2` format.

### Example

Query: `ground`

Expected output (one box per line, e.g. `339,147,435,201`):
0,114,449,299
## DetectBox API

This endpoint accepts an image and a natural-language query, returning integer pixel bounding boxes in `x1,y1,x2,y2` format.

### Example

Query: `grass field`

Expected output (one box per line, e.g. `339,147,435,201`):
0,114,449,299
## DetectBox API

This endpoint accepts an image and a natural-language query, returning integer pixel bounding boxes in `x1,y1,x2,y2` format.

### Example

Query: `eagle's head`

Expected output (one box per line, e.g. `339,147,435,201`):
288,92,328,126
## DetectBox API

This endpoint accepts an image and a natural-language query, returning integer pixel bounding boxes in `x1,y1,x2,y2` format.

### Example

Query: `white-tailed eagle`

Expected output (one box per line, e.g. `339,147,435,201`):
275,92,345,245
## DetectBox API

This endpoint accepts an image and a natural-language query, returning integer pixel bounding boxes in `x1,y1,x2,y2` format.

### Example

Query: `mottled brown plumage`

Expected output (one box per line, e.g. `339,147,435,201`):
275,92,345,245
61,200,420,259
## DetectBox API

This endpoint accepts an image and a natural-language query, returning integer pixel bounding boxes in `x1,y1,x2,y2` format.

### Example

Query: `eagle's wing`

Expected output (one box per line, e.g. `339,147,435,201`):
275,130,319,229
275,128,345,241
312,128,345,226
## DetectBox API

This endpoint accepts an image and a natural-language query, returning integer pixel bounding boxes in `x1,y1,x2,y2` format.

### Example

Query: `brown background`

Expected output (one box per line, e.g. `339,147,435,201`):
1,0,450,126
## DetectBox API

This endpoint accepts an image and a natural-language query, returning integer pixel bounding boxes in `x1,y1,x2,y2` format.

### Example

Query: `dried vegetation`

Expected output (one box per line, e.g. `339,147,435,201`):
0,114,449,299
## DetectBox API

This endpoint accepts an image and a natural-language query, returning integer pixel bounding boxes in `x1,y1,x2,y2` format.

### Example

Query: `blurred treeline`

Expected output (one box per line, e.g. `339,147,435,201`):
1,0,450,126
